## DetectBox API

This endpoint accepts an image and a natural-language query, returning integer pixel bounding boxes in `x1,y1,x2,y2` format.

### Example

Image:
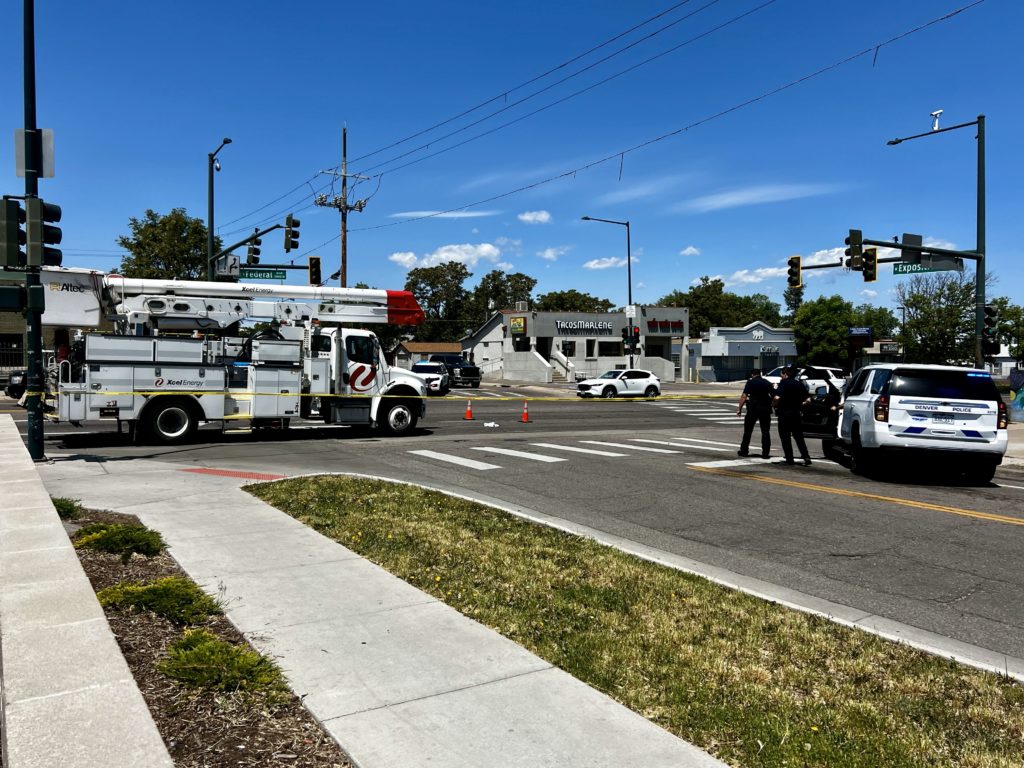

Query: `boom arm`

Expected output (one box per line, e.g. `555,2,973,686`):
102,276,424,331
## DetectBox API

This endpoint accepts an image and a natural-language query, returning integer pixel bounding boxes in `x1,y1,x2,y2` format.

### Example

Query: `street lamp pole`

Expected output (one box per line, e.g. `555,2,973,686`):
582,215,633,366
887,114,985,368
206,137,232,280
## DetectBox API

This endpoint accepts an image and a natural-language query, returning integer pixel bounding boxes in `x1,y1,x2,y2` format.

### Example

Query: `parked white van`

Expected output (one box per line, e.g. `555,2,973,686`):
839,363,1008,484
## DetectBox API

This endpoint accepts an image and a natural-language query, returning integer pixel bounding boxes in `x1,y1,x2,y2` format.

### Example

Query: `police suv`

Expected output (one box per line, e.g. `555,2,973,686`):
836,363,1008,484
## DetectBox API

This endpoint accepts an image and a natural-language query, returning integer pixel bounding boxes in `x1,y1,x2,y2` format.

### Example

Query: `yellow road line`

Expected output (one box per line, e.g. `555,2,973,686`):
688,465,1024,527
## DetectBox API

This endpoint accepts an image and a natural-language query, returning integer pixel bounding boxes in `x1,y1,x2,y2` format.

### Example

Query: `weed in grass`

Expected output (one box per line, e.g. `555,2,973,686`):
51,496,83,520
73,523,164,565
98,577,222,625
159,628,289,704
249,476,1024,768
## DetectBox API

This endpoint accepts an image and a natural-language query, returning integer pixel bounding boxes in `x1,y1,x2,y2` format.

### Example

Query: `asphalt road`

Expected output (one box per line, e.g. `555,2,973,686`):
6,387,1024,660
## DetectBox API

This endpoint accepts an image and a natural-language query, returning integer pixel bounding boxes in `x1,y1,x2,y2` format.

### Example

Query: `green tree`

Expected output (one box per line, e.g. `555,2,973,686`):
117,208,218,280
850,304,898,339
895,271,976,364
533,289,614,313
793,295,855,364
468,270,537,327
655,277,780,335
782,284,804,324
404,262,472,341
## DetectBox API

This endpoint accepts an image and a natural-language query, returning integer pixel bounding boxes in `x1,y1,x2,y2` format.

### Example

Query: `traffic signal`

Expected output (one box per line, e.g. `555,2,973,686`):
308,255,321,286
284,214,301,252
862,248,877,283
0,198,26,268
845,228,863,269
983,304,1000,355
25,197,62,267
246,235,262,265
786,255,802,288
632,326,640,346
621,326,629,342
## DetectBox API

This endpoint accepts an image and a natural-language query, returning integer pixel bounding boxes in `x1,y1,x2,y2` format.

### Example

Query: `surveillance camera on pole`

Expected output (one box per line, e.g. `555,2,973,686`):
930,109,943,131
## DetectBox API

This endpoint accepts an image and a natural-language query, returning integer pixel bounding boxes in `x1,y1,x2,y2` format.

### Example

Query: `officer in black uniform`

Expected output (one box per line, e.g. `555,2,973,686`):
773,366,812,466
736,368,774,459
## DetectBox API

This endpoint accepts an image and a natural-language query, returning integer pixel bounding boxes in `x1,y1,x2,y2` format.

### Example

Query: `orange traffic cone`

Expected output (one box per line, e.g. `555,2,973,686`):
521,400,530,423
464,400,475,420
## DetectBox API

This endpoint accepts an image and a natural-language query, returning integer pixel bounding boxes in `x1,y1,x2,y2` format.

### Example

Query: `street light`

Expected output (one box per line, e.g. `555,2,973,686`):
207,137,232,280
582,215,634,366
887,113,984,367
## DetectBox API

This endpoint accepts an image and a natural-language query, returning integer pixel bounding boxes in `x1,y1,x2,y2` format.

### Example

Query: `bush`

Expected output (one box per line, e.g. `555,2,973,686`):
158,628,288,700
51,496,83,520
73,523,165,564
98,577,221,624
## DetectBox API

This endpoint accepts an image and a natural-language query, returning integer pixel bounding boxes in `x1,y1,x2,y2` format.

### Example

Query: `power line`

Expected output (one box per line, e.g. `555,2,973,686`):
356,0,771,179
341,1,984,236
218,175,319,230
354,0,729,177
347,0,700,167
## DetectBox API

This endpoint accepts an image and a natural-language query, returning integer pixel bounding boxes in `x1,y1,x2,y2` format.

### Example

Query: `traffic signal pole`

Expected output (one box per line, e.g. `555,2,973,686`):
22,0,44,461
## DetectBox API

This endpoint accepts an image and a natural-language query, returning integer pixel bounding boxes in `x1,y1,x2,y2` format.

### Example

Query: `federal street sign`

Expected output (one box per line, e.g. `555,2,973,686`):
893,258,963,275
240,268,286,280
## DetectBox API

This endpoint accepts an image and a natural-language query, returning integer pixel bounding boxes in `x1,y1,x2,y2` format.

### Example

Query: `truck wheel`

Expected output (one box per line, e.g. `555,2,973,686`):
144,398,197,444
380,399,418,436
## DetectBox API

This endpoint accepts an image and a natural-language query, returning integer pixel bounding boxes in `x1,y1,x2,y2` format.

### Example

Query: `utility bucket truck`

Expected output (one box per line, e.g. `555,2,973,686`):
44,271,429,444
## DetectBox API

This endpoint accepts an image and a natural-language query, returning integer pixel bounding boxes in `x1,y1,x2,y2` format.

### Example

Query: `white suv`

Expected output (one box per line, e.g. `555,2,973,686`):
839,363,1008,483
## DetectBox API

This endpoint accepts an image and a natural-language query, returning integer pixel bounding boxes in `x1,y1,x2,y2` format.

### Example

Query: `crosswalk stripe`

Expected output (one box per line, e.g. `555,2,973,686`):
629,438,730,452
670,436,736,447
470,447,566,462
675,409,730,414
409,450,500,470
580,440,680,454
530,442,625,457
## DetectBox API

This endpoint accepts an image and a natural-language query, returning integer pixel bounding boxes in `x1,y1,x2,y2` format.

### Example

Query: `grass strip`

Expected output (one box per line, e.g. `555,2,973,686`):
249,476,1024,768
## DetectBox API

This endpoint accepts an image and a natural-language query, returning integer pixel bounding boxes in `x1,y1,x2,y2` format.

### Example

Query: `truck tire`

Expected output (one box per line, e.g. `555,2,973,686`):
380,399,418,436
143,398,197,444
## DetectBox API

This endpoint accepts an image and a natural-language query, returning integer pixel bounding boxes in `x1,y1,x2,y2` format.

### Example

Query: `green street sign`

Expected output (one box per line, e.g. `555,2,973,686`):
893,263,939,275
240,268,286,280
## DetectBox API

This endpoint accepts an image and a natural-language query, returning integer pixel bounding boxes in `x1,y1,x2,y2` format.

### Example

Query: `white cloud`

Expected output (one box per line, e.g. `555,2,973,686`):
597,175,689,205
388,242,503,270
583,257,628,270
388,251,418,269
389,210,499,219
494,236,522,253
678,183,842,213
924,237,957,250
860,289,878,299
518,210,551,224
496,261,515,271
679,245,701,257
538,246,570,261
719,267,787,287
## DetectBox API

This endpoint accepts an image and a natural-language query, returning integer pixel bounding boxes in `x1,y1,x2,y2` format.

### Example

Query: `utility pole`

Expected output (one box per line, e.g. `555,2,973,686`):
315,126,368,287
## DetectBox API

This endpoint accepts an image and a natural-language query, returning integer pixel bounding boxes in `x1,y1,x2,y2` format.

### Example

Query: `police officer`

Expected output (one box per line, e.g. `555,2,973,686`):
773,366,812,466
736,368,774,459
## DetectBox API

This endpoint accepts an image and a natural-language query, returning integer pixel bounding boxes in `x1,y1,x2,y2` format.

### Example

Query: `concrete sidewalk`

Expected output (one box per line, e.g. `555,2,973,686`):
3,408,1022,766
1,414,724,768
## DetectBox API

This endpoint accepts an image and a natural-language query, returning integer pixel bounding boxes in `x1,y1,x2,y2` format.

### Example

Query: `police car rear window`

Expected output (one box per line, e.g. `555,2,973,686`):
889,370,999,401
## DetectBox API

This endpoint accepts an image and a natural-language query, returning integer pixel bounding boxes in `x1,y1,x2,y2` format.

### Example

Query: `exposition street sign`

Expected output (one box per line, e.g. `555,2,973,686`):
893,257,963,275
240,268,286,280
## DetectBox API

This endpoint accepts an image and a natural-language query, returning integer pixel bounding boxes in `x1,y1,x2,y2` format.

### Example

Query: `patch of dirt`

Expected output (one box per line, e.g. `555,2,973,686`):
70,509,351,768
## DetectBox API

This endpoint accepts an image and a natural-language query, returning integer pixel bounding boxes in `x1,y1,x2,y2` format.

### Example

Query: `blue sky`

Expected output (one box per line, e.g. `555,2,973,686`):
3,0,1020,315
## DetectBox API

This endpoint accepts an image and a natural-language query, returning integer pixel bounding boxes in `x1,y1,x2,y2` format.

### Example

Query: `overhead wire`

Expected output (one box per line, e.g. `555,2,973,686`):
355,0,772,179
347,0,699,166
334,0,984,238
217,1,699,236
